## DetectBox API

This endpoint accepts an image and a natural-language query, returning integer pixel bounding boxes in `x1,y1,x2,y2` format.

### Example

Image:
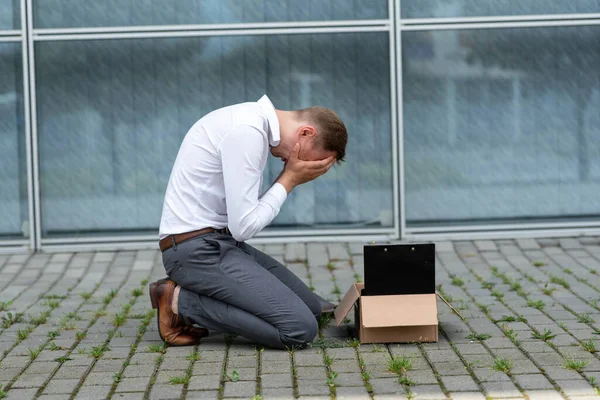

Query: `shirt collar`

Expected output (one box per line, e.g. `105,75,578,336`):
257,95,280,147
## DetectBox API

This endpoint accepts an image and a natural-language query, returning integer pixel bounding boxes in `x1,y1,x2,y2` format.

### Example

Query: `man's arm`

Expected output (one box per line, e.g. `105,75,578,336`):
220,125,287,242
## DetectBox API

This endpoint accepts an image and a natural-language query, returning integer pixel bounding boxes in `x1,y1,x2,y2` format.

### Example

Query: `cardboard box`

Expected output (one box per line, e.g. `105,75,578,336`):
334,283,438,344
333,243,438,344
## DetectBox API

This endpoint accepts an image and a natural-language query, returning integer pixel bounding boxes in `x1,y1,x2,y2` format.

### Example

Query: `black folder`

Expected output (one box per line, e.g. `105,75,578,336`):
361,243,435,296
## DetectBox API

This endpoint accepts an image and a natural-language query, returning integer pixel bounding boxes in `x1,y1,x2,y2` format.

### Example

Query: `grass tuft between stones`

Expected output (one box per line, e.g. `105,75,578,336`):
492,357,512,374
563,358,589,372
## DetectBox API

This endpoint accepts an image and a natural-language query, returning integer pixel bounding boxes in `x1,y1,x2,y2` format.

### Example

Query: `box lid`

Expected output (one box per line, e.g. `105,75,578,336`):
334,283,363,326
361,294,438,328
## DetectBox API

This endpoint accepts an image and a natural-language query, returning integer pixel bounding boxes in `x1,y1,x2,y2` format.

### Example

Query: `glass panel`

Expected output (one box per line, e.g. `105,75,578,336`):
36,32,392,238
34,0,388,29
403,27,600,227
0,43,27,239
402,1,600,19
0,0,20,30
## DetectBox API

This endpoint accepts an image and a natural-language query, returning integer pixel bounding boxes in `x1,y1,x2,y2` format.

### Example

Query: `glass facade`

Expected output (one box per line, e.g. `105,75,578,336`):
0,43,27,240
403,26,600,226
36,33,392,237
0,0,20,30
2,1,600,249
402,1,600,19
34,0,388,28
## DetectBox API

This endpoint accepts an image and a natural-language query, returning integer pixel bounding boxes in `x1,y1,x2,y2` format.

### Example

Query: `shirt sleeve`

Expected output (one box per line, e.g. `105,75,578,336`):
218,125,287,242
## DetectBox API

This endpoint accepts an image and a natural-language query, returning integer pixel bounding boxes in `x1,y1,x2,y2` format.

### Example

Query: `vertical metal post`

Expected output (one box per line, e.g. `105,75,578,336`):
395,0,406,240
26,0,41,251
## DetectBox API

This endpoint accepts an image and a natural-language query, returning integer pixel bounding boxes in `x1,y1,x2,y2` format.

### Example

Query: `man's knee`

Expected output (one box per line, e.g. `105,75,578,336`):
280,315,318,348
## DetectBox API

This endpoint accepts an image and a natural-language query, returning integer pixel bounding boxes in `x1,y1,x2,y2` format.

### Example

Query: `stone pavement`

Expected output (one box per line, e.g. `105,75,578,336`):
1,237,600,400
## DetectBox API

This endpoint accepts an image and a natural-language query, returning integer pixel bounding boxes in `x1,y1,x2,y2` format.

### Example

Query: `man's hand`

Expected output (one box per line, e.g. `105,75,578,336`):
276,143,336,193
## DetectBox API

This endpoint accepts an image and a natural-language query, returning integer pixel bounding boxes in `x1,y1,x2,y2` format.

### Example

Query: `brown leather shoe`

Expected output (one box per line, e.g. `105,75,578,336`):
149,279,207,345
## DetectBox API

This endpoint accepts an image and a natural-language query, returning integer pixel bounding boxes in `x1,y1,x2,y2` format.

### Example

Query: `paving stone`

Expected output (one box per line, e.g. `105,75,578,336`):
185,390,220,400
4,388,38,400
480,380,523,398
148,384,182,399
513,374,554,390
42,378,80,394
523,389,564,400
368,378,405,395
188,375,221,391
114,377,150,392
259,387,295,399
296,379,331,396
440,375,479,391
554,379,597,396
260,373,292,388
408,384,446,399
335,385,371,398
448,392,487,400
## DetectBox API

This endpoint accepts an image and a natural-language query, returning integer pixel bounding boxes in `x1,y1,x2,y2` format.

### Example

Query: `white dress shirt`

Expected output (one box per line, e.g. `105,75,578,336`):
159,95,288,242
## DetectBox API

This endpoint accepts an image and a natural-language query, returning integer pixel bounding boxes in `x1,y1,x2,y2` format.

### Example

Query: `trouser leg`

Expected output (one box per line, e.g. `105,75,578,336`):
162,233,318,349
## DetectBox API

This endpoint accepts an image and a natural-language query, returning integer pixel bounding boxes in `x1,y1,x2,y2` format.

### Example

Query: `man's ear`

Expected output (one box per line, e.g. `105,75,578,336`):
300,126,317,137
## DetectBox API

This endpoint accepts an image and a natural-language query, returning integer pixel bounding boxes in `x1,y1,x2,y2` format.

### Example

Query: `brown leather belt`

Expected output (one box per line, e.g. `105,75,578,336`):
159,227,229,252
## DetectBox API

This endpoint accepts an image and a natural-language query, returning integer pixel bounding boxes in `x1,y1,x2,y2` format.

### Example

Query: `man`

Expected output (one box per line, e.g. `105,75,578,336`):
149,95,348,349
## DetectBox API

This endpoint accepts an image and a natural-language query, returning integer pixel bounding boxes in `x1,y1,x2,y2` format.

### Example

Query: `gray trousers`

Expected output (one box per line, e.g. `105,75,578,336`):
162,231,321,349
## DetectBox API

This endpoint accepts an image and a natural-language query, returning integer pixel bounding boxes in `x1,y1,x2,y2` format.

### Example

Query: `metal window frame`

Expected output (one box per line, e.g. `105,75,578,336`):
4,1,600,251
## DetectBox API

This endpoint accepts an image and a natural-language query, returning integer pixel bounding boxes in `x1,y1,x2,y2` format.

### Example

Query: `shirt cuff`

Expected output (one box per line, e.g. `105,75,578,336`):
261,182,288,211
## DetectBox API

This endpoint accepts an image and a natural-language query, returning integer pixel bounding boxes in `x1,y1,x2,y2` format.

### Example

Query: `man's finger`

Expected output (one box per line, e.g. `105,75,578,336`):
306,156,334,169
289,143,300,161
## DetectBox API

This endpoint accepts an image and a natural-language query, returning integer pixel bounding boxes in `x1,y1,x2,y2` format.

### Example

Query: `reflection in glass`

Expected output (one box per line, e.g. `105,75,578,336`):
402,0,600,19
403,27,600,226
36,33,392,237
0,0,20,30
0,43,27,239
34,0,387,28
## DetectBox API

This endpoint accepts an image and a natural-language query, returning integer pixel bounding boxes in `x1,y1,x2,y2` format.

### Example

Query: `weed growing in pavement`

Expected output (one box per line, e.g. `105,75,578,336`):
186,350,201,362
542,284,556,296
89,343,110,359
495,315,527,323
47,330,60,340
532,260,546,267
79,292,92,300
317,313,333,330
398,375,415,386
531,329,556,342
500,324,520,345
130,288,143,297
564,358,589,372
492,358,512,374
0,384,6,399
1,312,24,328
27,345,44,360
103,289,118,305
75,331,87,341
524,274,537,283
17,328,32,342
113,372,123,383
148,343,167,354
577,313,594,324
223,370,240,382
581,340,597,353
491,290,504,300
48,341,62,351
54,355,72,363
527,300,545,310
481,281,496,290
476,303,490,314
326,370,338,387
451,276,464,286
549,276,569,289
466,333,491,341
388,356,413,375
168,375,190,385
112,312,127,327
325,262,336,272
29,312,49,326
0,300,13,312
43,299,60,310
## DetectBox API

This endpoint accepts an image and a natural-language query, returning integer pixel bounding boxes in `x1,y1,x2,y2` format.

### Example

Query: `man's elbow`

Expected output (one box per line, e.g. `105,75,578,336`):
229,225,254,243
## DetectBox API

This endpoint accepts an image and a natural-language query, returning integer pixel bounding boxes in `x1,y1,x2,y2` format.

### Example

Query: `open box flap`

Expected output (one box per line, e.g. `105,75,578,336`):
361,294,438,328
334,283,363,326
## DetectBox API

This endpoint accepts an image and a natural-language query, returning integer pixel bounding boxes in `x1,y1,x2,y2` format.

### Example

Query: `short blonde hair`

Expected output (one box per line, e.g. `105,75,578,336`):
297,106,348,161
